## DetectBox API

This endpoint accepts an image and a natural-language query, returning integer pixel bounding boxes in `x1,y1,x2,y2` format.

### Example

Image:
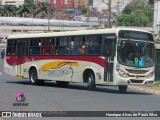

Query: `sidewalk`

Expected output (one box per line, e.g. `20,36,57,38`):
129,84,160,95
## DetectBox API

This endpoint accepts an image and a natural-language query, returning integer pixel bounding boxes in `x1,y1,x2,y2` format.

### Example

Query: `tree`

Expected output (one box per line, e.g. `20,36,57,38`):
118,0,152,26
2,5,17,17
17,4,31,17
81,7,88,15
38,2,49,18
118,14,129,26
148,0,155,5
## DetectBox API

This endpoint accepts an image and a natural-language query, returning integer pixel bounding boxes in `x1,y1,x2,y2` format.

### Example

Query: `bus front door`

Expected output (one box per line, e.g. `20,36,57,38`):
16,40,26,78
103,35,116,84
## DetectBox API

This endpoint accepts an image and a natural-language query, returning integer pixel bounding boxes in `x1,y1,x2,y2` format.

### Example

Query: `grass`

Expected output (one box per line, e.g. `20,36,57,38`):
154,82,160,87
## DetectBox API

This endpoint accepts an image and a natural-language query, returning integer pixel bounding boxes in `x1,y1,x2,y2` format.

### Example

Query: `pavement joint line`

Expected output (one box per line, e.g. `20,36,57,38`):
129,86,160,95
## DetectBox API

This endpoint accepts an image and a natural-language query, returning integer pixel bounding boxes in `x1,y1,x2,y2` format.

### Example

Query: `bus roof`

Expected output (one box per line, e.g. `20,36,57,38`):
7,28,151,39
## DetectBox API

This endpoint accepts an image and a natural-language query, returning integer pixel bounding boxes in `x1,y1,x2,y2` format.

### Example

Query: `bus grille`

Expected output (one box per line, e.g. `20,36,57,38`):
130,79,144,83
126,69,148,74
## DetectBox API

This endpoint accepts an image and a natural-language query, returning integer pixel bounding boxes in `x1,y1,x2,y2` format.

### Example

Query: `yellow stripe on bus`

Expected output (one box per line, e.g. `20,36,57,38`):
41,61,79,72
16,76,23,79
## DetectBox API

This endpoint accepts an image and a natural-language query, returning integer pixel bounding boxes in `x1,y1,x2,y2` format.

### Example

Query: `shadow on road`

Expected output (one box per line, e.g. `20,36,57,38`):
6,80,153,95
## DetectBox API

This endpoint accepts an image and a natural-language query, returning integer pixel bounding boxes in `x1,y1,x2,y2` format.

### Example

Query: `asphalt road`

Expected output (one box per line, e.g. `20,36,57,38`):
0,58,160,120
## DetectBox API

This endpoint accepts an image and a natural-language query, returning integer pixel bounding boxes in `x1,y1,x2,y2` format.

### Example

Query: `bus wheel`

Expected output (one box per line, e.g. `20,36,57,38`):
118,85,127,93
29,69,44,85
56,81,69,87
87,72,96,91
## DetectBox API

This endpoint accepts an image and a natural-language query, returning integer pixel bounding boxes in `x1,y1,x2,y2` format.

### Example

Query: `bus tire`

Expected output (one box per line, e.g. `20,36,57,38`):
56,81,69,86
118,85,127,93
29,69,44,85
87,72,96,91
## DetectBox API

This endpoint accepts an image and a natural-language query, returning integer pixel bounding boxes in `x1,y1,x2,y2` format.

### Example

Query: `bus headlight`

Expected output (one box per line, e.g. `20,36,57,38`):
146,72,154,78
116,63,128,78
118,69,128,78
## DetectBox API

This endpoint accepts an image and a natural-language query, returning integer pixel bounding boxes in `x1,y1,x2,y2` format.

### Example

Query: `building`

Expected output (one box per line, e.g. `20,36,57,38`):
35,0,74,9
153,1,160,35
51,0,74,9
74,0,88,8
0,0,24,7
0,0,2,5
93,0,132,12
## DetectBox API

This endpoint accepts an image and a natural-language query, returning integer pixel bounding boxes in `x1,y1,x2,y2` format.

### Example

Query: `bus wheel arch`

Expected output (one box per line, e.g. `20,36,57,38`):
29,66,44,85
83,69,96,90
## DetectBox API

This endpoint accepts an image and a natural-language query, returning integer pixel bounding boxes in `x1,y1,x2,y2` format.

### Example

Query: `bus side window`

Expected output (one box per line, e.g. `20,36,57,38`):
102,34,116,58
49,38,55,55
55,37,68,55
85,35,101,55
71,36,84,55
7,40,17,55
41,39,48,54
29,39,41,55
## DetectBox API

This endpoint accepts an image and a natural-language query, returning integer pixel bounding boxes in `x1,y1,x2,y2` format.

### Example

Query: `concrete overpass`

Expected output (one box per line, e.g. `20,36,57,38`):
0,25,88,38
0,25,153,38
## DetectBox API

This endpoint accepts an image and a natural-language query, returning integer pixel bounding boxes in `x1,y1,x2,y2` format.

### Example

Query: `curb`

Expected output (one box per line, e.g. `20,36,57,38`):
129,86,160,95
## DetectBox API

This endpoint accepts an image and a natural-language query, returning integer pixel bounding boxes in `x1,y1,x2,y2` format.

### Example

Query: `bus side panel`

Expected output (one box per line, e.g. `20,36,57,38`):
34,59,63,81
17,56,105,84
4,56,17,76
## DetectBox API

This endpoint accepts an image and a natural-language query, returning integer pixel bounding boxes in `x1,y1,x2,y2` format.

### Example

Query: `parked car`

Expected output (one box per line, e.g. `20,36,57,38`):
1,48,5,59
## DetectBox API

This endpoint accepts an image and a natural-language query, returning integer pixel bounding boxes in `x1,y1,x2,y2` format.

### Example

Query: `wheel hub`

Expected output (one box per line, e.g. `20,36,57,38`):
87,77,92,85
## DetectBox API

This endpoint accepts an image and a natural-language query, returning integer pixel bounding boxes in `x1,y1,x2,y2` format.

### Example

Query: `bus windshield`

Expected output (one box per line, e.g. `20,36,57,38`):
117,39,155,68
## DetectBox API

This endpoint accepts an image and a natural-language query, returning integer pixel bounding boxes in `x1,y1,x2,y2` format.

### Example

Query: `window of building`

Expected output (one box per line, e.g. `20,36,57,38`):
64,0,68,4
53,0,56,4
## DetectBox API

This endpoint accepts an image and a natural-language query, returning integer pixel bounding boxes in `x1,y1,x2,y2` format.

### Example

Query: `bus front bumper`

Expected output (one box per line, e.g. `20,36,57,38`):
114,74,155,86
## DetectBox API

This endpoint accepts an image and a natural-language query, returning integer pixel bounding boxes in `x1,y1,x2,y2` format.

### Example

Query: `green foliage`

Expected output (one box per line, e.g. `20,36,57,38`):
148,0,155,5
81,7,88,15
118,0,153,27
0,0,52,18
0,5,18,17
154,82,160,87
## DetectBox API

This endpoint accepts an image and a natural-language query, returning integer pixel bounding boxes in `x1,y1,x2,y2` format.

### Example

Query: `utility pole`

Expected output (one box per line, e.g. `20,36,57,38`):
45,0,51,32
102,0,111,28
108,0,111,28
31,0,35,33
116,1,119,28
48,6,50,31
87,0,89,23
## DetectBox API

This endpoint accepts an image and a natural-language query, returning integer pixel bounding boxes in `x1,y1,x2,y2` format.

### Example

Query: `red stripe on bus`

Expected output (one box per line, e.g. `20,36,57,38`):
6,56,105,67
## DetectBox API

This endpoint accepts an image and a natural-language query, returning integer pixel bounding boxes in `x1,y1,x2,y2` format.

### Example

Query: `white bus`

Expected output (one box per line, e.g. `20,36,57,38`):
4,28,155,93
